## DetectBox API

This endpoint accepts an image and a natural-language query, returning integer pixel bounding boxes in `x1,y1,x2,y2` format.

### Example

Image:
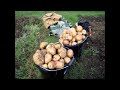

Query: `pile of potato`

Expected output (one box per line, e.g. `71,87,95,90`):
59,25,87,46
33,42,74,70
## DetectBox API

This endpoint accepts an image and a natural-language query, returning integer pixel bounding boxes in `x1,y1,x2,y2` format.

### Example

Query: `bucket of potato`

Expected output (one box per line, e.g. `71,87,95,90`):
33,42,75,79
59,25,88,58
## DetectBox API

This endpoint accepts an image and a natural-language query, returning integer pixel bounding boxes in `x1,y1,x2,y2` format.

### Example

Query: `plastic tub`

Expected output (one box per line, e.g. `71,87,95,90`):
36,47,75,79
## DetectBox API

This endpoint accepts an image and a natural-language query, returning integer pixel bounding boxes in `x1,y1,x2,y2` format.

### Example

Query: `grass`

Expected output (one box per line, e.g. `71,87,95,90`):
64,61,86,79
64,46,100,79
15,11,105,17
15,11,105,79
82,46,99,57
44,36,59,43
15,22,47,79
15,11,105,25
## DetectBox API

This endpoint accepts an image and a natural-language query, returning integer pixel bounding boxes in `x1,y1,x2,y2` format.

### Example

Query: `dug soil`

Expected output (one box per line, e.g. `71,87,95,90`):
79,16,105,78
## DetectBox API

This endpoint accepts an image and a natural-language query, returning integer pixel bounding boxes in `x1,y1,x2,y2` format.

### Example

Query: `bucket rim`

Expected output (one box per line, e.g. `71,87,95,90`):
36,56,75,72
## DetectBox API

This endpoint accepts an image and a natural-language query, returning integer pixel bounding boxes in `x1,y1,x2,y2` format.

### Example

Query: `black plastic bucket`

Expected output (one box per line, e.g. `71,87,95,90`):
36,56,74,79
36,47,75,79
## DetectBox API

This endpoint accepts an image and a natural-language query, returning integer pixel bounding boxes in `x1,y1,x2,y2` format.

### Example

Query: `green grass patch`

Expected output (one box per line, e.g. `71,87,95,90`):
15,17,58,79
64,60,86,79
15,11,105,17
15,24,45,79
82,46,99,57
15,11,105,25
44,36,59,43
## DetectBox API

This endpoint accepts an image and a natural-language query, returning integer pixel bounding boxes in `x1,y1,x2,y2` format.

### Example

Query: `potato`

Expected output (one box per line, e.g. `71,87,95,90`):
72,42,77,46
63,29,70,34
67,49,74,58
63,29,68,34
59,51,66,59
62,34,70,40
40,42,48,49
41,49,47,56
76,26,83,32
59,59,65,63
53,54,60,61
64,57,71,64
46,43,54,50
58,47,66,53
45,53,52,64
69,27,76,31
58,47,67,58
67,35,72,41
65,34,70,38
69,28,77,37
58,47,63,53
75,34,83,41
72,37,76,42
33,52,44,66
42,64,48,69
77,32,82,35
62,34,67,39
66,30,70,34
77,40,82,44
46,44,51,50
35,49,41,53
49,43,55,47
54,61,64,69
82,35,86,39
47,46,56,55
54,42,61,49
63,39,69,45
58,47,65,53
48,61,55,69
82,29,87,35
